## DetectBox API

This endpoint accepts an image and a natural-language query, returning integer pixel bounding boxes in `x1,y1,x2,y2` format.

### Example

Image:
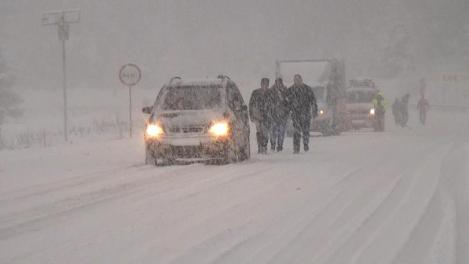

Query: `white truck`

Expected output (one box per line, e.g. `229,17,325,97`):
276,59,347,136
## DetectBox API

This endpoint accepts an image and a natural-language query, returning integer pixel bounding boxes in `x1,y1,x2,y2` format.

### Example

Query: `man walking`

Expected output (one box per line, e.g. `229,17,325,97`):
249,78,272,154
392,98,401,125
417,95,430,125
286,74,318,154
400,94,411,127
269,78,289,152
372,91,386,131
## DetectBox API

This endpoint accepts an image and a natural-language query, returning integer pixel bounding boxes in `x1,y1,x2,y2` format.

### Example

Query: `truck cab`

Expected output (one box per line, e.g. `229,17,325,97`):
345,79,379,130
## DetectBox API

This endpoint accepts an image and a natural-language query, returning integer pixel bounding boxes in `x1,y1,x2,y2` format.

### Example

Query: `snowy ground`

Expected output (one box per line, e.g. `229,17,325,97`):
0,110,468,264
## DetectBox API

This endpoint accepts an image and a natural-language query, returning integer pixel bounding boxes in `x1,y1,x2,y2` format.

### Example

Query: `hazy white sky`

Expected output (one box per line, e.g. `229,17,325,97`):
1,0,468,91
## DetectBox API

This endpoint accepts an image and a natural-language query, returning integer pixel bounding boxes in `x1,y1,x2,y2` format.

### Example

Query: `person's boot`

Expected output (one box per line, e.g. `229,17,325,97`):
277,145,283,152
271,144,276,151
304,144,309,152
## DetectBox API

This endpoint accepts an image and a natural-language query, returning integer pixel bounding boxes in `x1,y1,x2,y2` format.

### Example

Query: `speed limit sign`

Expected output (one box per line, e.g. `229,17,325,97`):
119,63,141,86
119,63,141,138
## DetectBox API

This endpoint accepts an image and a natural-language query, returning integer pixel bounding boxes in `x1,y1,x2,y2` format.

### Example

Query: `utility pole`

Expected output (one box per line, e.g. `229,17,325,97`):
42,9,80,142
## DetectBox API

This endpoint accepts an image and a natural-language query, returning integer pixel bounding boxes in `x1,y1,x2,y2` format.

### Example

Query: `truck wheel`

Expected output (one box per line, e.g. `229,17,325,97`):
322,130,332,137
321,124,333,136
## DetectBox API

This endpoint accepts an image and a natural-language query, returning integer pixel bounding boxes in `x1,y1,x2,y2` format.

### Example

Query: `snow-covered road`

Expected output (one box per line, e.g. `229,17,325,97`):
1,111,468,264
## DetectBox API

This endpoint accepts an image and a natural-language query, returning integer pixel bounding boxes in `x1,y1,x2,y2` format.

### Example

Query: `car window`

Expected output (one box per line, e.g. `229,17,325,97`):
160,85,222,110
346,91,375,103
227,83,244,110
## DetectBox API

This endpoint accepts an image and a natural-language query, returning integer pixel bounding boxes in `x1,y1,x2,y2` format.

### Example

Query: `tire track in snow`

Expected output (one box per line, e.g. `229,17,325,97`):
167,168,364,264
0,164,228,240
317,145,452,264
205,141,443,264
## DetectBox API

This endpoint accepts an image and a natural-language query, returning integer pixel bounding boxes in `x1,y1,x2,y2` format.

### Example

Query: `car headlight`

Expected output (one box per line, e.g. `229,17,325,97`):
146,124,164,138
209,121,229,137
370,108,375,115
319,109,325,116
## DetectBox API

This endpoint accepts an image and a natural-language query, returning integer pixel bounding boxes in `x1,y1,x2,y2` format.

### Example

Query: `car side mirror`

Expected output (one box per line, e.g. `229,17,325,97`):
142,106,153,114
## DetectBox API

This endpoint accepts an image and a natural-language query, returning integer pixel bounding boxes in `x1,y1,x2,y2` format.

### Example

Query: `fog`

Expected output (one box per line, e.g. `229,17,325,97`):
2,2,469,263
1,0,469,92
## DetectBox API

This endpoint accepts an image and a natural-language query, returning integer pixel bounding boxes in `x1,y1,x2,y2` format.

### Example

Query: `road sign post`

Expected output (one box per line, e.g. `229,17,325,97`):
42,9,80,142
119,64,142,138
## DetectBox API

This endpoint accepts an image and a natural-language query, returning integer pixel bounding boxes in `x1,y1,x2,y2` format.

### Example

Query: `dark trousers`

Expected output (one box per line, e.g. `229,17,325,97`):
375,112,385,131
270,118,287,149
292,117,311,152
255,121,270,153
419,110,426,125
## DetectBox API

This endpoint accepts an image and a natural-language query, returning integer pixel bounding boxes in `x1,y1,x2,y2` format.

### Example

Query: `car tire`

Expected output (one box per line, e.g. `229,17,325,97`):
145,145,157,165
220,141,237,165
145,144,168,166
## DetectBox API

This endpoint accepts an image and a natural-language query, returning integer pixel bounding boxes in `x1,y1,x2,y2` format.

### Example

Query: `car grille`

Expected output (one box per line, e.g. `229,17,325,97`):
348,109,370,120
170,146,203,158
349,109,369,115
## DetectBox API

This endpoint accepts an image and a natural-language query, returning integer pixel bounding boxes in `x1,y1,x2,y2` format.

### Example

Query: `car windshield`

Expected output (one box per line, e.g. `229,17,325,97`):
312,86,326,101
161,85,222,110
347,90,375,103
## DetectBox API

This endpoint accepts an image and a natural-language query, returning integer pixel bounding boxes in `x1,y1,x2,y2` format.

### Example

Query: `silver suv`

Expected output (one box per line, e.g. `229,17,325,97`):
142,76,250,165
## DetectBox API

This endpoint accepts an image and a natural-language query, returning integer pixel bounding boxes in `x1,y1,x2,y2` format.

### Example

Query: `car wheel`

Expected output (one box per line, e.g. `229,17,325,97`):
220,141,237,164
145,144,167,166
145,145,157,165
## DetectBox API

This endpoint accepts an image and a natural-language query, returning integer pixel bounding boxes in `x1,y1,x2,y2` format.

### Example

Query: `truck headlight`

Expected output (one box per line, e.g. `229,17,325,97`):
319,109,325,116
146,124,164,138
370,108,375,115
209,121,229,137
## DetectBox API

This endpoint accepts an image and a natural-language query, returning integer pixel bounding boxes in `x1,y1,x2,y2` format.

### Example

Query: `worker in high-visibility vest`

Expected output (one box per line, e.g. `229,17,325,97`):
372,92,386,131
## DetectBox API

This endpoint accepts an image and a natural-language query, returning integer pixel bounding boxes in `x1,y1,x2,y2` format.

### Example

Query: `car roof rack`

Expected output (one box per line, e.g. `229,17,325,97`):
168,76,182,85
217,74,231,80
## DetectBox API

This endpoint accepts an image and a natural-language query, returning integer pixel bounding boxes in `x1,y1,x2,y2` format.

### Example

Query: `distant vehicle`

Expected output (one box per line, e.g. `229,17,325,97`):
142,76,250,166
277,59,347,136
345,79,379,130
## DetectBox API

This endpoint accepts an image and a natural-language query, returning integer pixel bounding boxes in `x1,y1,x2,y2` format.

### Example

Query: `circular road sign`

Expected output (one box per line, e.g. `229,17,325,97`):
119,63,141,86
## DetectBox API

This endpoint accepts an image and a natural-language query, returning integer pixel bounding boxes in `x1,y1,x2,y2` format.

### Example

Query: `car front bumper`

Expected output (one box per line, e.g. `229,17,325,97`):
145,135,229,161
348,114,375,128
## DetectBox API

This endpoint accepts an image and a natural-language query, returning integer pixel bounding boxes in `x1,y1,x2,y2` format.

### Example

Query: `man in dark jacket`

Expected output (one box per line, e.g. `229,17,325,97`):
400,94,410,127
269,78,289,152
286,74,318,154
249,78,272,154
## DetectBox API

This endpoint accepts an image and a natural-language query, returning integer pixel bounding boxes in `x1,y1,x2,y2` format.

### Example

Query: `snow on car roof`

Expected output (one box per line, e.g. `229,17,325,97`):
346,87,378,93
167,78,225,87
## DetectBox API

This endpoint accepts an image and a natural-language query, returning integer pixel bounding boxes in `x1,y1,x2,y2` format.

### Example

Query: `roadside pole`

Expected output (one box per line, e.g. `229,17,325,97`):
42,9,80,142
119,64,141,138
128,85,132,137
62,34,68,141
